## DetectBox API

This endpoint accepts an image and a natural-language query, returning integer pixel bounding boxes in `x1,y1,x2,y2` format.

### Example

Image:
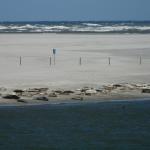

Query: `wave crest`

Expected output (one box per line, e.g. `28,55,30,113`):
0,22,150,33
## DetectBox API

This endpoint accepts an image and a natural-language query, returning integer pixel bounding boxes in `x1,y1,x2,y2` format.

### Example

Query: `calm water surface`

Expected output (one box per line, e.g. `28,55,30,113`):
0,101,150,150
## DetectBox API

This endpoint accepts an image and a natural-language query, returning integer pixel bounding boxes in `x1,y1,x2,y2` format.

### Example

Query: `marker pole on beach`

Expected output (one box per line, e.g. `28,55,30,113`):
108,57,111,65
53,49,56,65
19,56,22,66
79,57,82,66
49,56,52,66
139,56,142,65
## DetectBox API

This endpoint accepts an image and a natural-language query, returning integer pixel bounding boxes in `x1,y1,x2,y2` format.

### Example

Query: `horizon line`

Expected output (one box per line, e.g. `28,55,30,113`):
0,20,150,23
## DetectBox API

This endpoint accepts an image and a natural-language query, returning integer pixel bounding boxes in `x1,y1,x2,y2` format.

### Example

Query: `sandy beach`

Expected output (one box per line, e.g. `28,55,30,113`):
0,33,150,105
1,1,150,149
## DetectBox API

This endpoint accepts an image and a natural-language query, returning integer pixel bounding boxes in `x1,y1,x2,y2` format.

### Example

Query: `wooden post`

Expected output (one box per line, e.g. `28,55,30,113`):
19,56,22,66
108,57,111,65
49,56,52,66
139,56,142,65
79,57,82,66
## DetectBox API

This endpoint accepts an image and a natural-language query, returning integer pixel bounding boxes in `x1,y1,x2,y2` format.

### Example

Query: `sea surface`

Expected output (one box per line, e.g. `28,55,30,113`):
0,100,150,150
0,21,150,33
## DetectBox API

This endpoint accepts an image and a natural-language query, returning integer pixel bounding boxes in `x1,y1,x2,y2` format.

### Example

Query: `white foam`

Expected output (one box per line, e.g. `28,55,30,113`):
82,23,102,27
0,26,8,30
0,24,150,33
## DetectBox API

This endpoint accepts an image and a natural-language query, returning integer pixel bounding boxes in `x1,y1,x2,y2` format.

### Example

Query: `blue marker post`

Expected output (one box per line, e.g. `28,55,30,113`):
53,48,56,65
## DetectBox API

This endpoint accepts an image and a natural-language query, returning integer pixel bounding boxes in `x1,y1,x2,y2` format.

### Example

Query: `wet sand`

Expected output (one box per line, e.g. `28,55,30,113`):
0,94,150,107
0,83,150,106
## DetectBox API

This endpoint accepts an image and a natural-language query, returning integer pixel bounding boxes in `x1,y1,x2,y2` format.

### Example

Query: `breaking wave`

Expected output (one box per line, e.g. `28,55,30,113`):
0,21,150,33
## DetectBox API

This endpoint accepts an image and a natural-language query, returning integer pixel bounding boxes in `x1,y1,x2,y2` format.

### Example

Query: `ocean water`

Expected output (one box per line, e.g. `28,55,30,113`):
0,101,150,150
0,21,150,33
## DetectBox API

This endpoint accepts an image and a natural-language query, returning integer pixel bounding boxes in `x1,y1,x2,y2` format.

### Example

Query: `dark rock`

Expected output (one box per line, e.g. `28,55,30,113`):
17,99,27,103
53,90,64,94
33,96,49,101
72,96,83,101
142,89,150,93
14,89,24,93
96,89,103,92
2,94,20,100
113,84,122,88
13,89,24,96
62,90,74,95
85,93,92,96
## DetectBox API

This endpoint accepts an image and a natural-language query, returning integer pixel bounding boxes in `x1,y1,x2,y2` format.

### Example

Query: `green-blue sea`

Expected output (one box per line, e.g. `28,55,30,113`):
0,100,150,150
